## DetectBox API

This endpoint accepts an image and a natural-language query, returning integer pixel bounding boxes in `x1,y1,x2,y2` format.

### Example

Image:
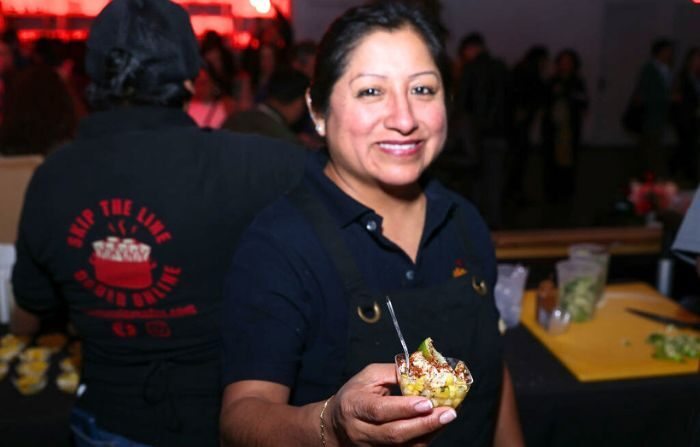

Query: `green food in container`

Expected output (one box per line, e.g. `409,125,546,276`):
560,277,597,322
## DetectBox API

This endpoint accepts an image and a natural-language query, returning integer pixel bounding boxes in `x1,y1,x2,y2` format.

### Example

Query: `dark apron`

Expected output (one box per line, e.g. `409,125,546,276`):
289,185,503,447
77,352,221,447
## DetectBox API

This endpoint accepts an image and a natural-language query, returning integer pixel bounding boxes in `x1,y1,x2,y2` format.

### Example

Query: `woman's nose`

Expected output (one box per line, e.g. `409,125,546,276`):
384,93,418,135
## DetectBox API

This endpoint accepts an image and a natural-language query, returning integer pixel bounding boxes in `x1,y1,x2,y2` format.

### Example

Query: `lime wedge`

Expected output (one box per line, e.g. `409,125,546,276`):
417,337,447,364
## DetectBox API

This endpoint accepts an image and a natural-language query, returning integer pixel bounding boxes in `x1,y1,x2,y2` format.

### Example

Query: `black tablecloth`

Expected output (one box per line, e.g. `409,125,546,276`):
0,355,74,447
505,325,700,447
1,325,698,446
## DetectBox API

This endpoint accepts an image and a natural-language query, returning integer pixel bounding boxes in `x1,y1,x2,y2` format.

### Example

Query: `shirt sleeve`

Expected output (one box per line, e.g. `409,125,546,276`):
221,215,311,388
12,169,60,315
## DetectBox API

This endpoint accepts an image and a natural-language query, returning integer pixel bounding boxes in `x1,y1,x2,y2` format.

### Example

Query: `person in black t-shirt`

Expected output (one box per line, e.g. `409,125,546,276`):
11,1,303,446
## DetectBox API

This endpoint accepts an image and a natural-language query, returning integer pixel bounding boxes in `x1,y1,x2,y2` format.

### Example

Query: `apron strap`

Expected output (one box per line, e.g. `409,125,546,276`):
452,207,492,296
287,184,372,302
452,208,488,270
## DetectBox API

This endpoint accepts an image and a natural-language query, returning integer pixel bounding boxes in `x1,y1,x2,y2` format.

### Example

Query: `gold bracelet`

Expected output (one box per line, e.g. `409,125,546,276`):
320,395,333,447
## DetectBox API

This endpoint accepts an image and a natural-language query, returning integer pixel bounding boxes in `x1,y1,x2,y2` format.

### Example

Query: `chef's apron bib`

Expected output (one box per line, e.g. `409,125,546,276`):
289,185,503,447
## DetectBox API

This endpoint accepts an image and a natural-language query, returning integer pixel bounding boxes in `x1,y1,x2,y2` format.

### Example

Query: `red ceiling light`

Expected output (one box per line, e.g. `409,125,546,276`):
1,0,291,46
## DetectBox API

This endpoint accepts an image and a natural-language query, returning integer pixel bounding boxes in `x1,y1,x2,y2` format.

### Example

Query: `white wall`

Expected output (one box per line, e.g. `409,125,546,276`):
292,0,700,145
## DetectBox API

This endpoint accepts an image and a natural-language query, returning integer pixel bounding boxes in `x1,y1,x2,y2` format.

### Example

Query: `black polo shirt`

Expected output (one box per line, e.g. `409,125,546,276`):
222,151,501,405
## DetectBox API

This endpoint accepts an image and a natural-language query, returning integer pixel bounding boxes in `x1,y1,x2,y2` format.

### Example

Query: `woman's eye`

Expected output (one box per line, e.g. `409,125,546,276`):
357,88,381,97
412,85,436,95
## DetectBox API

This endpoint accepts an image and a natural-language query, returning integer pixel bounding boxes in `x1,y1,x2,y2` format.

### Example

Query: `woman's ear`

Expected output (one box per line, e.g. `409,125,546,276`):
305,89,326,137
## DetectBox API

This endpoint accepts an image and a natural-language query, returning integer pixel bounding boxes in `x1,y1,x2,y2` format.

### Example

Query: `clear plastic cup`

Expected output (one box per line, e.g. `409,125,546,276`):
495,264,529,328
556,259,601,322
568,243,610,304
395,354,474,409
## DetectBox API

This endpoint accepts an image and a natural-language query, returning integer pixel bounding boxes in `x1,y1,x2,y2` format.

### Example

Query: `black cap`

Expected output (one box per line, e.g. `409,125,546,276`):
86,0,201,85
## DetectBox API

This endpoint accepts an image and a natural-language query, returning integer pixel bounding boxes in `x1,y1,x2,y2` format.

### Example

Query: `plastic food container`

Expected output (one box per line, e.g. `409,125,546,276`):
556,259,601,322
395,354,474,409
568,243,610,305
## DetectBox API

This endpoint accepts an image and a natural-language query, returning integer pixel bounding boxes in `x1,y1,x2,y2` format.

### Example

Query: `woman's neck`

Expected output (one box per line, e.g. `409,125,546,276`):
324,161,426,262
324,161,422,212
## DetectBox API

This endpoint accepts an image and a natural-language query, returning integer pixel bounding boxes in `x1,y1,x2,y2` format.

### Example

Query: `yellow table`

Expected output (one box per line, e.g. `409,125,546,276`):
521,282,700,381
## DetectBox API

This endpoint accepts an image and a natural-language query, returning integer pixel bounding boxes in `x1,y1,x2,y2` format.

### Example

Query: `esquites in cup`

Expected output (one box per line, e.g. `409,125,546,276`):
395,338,474,409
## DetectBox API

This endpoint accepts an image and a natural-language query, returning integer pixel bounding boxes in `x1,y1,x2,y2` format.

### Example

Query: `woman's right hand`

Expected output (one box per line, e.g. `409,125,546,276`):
325,364,458,446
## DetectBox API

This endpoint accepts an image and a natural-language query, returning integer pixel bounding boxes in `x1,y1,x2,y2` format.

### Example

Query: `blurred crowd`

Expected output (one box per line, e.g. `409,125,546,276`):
449,34,700,228
0,18,698,230
0,17,322,158
448,34,590,228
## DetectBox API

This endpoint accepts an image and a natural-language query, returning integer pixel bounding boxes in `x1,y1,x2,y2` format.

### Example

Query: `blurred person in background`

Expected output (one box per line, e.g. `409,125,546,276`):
201,30,253,112
288,40,325,148
454,32,510,229
508,45,549,203
289,40,316,79
0,36,16,124
541,49,589,209
187,67,236,128
222,68,308,144
11,0,304,445
632,38,674,178
671,47,700,185
59,40,91,117
243,42,280,104
0,64,78,156
2,29,27,70
28,37,90,117
201,31,236,96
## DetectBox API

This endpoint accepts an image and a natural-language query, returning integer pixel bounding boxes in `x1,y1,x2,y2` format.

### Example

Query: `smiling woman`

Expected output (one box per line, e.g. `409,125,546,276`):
220,2,524,446
314,26,447,261
320,28,446,192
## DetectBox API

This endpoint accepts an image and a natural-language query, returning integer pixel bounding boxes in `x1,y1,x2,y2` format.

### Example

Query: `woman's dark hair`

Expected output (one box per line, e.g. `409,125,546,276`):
0,65,77,156
309,0,450,117
84,0,200,110
555,48,581,73
86,47,193,109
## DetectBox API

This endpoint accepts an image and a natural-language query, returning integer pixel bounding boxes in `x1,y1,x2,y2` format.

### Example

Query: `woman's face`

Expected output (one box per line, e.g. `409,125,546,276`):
318,27,446,190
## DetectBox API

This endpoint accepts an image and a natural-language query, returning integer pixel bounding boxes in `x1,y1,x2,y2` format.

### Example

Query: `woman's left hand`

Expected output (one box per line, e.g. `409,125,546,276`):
326,363,457,446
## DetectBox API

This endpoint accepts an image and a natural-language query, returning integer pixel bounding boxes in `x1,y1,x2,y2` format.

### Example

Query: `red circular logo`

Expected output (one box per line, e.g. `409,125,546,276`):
112,321,137,338
145,320,172,338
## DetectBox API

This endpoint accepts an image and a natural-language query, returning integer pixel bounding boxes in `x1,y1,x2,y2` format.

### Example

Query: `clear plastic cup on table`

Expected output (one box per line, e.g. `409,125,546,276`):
556,259,601,323
495,264,529,328
568,243,610,305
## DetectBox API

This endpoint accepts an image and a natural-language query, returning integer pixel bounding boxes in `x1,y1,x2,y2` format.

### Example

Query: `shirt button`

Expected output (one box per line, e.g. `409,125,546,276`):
405,270,415,281
366,220,378,232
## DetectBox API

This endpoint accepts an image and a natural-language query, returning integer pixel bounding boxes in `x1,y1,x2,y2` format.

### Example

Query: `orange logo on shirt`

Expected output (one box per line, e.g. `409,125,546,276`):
452,259,468,278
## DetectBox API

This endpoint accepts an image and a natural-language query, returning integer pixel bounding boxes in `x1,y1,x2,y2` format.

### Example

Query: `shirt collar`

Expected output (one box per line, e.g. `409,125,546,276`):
77,106,197,139
304,151,372,227
304,151,457,235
